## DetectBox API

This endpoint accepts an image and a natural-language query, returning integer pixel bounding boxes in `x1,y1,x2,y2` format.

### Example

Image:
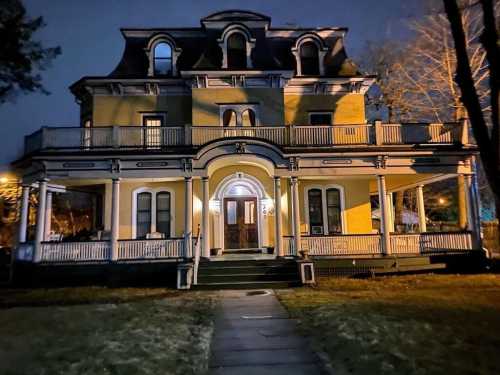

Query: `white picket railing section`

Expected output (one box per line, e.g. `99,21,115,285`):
294,125,372,145
40,241,110,262
283,237,295,256
390,232,473,254
382,123,460,144
192,126,288,146
117,239,184,260
302,235,382,256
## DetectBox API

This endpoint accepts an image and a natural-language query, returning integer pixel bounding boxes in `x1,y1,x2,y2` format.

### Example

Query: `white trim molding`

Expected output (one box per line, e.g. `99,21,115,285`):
304,184,347,235
145,33,182,77
217,24,256,69
291,33,328,76
131,186,176,239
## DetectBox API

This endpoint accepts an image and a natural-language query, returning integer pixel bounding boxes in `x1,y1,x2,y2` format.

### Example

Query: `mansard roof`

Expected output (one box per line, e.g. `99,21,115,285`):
80,10,364,81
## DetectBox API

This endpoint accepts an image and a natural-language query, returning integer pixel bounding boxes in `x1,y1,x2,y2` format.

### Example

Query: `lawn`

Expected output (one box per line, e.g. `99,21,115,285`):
277,274,500,375
0,287,215,375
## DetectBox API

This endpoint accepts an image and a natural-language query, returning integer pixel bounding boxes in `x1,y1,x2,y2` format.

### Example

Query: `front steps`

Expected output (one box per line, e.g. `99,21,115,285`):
193,259,302,290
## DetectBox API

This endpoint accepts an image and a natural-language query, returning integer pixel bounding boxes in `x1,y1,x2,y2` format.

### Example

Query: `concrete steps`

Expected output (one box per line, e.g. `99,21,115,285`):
193,259,301,290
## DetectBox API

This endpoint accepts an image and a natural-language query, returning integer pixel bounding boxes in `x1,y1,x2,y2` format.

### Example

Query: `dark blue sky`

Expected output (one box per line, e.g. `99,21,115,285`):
0,0,422,167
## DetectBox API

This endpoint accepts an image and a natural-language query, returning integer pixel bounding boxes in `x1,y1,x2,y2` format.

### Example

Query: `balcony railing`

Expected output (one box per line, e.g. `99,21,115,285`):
24,122,469,155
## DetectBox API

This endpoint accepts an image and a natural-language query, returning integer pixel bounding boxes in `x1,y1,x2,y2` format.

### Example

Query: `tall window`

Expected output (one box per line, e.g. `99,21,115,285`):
308,189,324,235
156,192,171,238
241,109,256,127
143,115,165,147
300,42,320,76
227,33,247,69
154,43,172,76
136,192,152,239
222,109,237,127
326,188,342,234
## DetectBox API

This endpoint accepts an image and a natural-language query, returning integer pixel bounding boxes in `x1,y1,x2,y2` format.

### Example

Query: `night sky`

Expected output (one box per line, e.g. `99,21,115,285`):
0,0,423,168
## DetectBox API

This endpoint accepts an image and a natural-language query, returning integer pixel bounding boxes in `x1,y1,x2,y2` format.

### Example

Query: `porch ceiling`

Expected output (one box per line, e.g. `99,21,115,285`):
368,173,457,194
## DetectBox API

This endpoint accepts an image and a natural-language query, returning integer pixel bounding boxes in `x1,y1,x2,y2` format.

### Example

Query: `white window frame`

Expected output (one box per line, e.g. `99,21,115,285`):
219,104,260,126
308,112,333,125
145,34,182,77
217,24,256,69
291,33,328,76
132,187,175,239
304,184,346,235
141,112,167,126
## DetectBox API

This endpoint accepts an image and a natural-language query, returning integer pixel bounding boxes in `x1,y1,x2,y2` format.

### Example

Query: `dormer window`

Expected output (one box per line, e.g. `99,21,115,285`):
153,43,172,76
227,33,247,69
218,25,256,69
300,42,320,76
292,34,328,77
146,34,181,77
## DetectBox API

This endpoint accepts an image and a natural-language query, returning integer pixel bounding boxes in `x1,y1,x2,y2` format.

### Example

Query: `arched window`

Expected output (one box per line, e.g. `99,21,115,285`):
241,109,256,127
136,192,152,239
300,42,320,76
154,42,172,76
222,109,237,126
227,33,247,69
156,192,171,238
308,189,324,235
326,188,342,234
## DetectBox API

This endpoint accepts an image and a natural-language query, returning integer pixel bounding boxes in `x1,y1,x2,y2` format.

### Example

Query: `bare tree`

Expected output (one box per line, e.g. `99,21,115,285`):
443,0,500,235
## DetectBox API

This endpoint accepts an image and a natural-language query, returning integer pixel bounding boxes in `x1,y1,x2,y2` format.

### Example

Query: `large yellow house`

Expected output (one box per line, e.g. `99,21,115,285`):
14,10,481,288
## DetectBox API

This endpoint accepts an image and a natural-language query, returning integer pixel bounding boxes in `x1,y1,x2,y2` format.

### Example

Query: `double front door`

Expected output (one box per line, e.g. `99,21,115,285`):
224,197,258,249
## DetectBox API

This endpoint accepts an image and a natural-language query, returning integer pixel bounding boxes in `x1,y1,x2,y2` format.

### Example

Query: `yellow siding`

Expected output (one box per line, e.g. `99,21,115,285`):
92,95,191,126
192,88,284,126
284,93,366,124
299,179,373,234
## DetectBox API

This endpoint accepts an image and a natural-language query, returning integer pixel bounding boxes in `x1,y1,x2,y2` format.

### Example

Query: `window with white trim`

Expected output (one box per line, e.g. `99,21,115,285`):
136,192,152,239
220,104,259,126
153,42,173,76
227,33,247,69
306,186,344,235
300,42,320,76
133,188,174,239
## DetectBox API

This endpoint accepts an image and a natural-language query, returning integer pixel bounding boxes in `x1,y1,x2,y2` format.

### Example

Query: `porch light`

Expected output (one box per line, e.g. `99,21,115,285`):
209,199,221,213
0,176,10,184
261,198,274,215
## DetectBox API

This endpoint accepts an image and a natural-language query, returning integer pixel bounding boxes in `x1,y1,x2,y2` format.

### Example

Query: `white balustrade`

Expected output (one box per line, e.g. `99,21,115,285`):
302,235,382,256
390,232,473,254
283,237,295,256
40,241,110,262
117,238,184,260
382,123,459,144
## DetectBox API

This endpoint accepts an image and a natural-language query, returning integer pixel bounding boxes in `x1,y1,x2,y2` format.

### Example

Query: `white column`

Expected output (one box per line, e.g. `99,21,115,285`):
34,179,48,263
377,175,391,255
290,177,302,257
18,185,30,243
110,178,120,261
416,185,427,233
201,177,210,258
44,191,53,240
465,174,482,249
464,174,475,231
274,177,283,257
184,177,193,258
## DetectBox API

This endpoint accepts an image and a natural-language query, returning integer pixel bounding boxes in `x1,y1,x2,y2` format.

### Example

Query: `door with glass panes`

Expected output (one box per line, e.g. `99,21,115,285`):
223,197,258,249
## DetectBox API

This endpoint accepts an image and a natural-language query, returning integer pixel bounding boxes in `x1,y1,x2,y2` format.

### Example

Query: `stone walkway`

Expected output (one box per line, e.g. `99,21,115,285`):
209,289,326,375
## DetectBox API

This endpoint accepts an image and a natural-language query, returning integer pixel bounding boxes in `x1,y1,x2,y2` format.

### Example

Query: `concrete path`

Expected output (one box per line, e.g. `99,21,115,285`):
209,289,325,375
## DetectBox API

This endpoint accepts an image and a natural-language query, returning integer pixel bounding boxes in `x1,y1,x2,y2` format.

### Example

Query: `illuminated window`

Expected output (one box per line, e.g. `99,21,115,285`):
244,201,255,224
227,201,237,225
241,109,256,127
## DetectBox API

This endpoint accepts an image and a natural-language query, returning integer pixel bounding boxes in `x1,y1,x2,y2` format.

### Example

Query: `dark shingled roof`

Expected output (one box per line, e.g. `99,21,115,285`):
105,10,363,78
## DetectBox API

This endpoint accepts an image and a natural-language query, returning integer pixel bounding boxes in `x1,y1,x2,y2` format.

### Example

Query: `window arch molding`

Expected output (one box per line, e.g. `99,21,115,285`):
291,33,328,76
304,184,346,235
131,187,176,239
145,34,182,77
217,24,256,69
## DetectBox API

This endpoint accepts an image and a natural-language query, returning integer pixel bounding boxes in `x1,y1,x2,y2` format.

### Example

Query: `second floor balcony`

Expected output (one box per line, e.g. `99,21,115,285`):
23,121,471,156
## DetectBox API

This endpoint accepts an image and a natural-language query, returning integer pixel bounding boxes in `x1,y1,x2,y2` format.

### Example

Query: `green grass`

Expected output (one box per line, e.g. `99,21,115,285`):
277,274,500,375
0,288,215,375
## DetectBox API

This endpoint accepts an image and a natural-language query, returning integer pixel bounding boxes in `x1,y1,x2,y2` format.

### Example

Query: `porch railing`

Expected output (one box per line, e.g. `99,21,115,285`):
301,234,382,256
40,241,110,262
23,122,468,154
117,238,184,260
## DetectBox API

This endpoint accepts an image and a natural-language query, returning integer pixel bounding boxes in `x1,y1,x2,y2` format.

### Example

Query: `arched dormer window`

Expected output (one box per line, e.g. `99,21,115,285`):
218,25,256,69
227,33,247,69
300,42,320,76
153,43,172,76
292,34,328,77
146,34,182,77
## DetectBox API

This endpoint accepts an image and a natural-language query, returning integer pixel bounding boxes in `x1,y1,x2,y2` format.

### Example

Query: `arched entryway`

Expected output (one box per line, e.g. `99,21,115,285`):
212,173,269,251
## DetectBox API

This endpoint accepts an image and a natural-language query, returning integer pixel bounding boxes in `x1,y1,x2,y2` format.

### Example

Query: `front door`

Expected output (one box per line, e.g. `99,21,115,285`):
224,197,258,249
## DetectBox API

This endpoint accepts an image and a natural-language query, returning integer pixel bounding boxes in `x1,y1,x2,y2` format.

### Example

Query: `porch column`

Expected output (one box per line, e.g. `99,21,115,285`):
416,185,427,233
386,192,395,232
274,177,283,257
184,177,193,257
201,177,210,258
458,174,467,230
377,175,391,255
44,191,53,240
18,185,30,243
110,178,120,261
465,174,481,248
290,177,303,257
34,179,48,263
